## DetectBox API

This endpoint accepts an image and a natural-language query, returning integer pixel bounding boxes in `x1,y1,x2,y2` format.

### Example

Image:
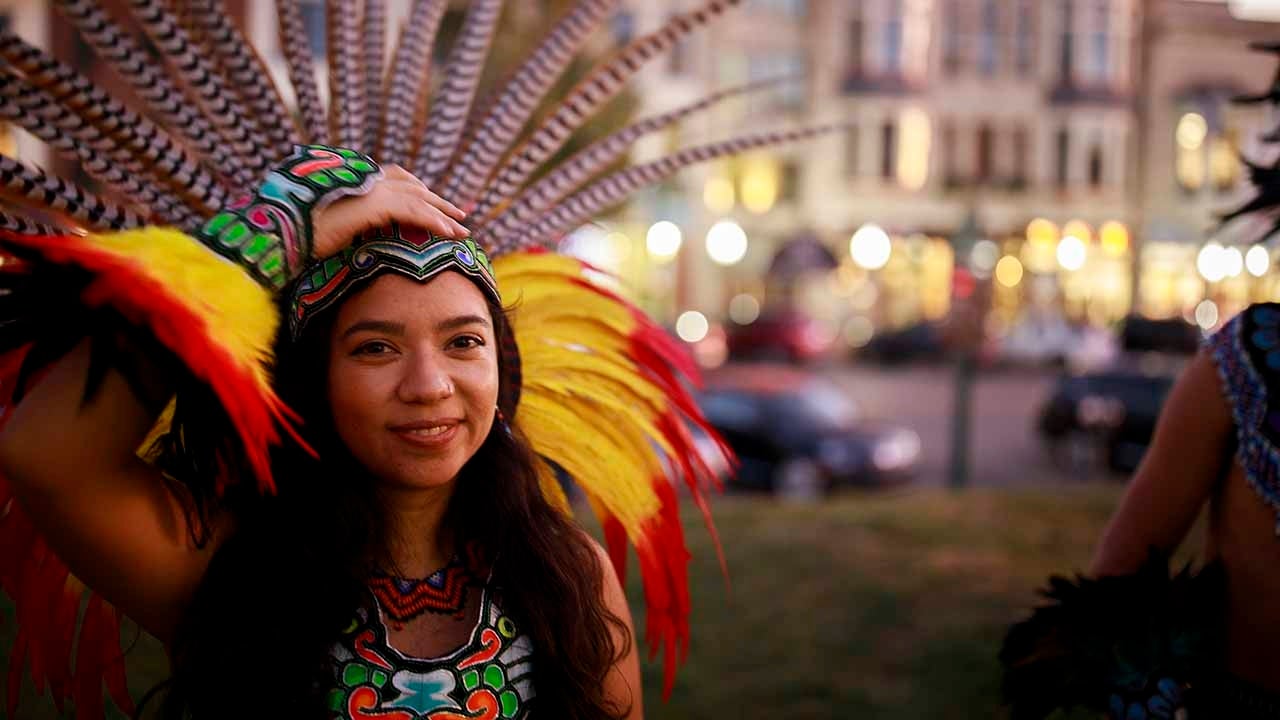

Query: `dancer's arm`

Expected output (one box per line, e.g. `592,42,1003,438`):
0,338,216,642
594,539,644,719
0,170,468,642
1090,350,1232,575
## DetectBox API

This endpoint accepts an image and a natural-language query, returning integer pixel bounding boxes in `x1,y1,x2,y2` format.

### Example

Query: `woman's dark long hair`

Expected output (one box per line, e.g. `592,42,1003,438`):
152,275,632,719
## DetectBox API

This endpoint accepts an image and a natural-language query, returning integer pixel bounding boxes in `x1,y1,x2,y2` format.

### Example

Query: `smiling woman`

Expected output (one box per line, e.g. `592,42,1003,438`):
0,1,838,718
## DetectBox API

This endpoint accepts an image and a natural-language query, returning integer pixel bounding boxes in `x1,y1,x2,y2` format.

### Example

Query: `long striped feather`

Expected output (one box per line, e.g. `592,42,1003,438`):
0,208,69,237
0,69,198,229
363,0,387,152
54,0,255,190
470,0,743,220
413,0,505,184
184,0,299,159
438,0,620,206
127,0,270,176
499,125,840,251
377,0,449,164
276,0,328,144
0,155,144,231
327,0,366,148
0,29,229,215
476,77,790,238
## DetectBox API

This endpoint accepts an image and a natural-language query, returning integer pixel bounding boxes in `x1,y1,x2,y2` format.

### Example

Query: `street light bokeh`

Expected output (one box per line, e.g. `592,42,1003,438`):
1197,242,1226,282
706,219,749,266
646,220,683,262
1247,245,1271,277
850,223,892,270
995,255,1024,288
1056,235,1087,271
728,293,761,324
675,310,709,342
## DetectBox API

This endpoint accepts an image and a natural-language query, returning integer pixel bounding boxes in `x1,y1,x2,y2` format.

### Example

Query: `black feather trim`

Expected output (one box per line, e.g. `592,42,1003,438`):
1000,551,1226,720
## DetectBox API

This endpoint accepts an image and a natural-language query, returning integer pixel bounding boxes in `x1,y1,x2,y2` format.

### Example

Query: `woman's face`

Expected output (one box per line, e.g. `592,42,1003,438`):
327,272,499,491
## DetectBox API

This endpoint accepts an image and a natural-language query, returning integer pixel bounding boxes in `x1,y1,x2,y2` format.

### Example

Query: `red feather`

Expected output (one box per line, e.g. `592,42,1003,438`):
0,230,313,493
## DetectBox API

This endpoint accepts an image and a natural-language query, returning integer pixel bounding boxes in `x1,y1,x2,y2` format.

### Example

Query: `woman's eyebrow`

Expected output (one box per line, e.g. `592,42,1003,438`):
436,314,491,332
340,319,406,340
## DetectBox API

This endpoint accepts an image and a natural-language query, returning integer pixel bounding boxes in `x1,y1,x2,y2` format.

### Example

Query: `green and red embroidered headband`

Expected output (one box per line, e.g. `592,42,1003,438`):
194,144,501,340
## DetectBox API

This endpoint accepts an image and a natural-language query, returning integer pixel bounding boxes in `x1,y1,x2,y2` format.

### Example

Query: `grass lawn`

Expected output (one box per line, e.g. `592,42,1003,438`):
3,485,1134,719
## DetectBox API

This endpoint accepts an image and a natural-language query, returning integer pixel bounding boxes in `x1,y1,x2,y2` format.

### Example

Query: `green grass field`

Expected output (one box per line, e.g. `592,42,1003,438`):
3,485,1131,719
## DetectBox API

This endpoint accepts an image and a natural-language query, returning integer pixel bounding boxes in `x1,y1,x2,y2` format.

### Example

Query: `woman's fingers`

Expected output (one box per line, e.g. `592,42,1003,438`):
310,174,472,259
382,165,466,220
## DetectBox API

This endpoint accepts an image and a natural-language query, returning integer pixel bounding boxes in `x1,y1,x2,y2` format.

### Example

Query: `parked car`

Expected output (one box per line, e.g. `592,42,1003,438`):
1038,362,1179,473
858,321,945,365
999,316,1118,371
696,364,921,498
726,311,835,364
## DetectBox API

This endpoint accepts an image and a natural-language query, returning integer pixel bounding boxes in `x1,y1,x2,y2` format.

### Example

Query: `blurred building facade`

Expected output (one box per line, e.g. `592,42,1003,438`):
611,0,1279,348
3,0,1277,342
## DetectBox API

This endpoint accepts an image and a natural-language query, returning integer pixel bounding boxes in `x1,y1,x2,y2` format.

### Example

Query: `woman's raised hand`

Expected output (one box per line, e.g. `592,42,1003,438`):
311,164,470,260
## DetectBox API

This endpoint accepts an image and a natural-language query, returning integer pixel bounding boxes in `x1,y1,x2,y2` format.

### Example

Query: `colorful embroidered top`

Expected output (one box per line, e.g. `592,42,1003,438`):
328,583,536,719
1208,302,1280,531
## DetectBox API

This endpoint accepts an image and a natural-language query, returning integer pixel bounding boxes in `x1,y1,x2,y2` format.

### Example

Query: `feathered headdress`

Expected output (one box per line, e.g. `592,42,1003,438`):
0,0,839,715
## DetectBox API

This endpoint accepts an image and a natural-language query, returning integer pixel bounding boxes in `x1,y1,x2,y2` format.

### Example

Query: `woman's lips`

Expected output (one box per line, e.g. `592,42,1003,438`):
389,422,461,448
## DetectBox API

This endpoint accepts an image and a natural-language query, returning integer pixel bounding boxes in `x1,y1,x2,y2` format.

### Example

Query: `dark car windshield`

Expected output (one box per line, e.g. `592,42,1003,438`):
771,382,860,430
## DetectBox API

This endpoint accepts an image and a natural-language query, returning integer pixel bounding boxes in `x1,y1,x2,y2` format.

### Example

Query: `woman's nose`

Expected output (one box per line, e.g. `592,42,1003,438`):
397,350,454,403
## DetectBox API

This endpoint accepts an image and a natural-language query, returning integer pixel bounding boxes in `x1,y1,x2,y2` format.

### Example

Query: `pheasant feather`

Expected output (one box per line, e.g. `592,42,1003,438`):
0,28,229,214
378,0,449,164
414,0,505,184
327,0,366,148
54,0,254,190
184,0,298,158
0,155,144,231
0,69,197,229
477,77,790,236
498,125,841,250
276,0,328,144
439,0,620,205
471,0,743,220
127,0,270,174
363,0,387,152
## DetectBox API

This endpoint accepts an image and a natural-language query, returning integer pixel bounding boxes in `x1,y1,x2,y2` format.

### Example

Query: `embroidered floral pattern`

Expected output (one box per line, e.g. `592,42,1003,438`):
329,586,535,719
1208,303,1280,531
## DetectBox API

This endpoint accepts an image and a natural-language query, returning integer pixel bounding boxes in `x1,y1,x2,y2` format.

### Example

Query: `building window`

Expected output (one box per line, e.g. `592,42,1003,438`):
978,0,999,76
1056,127,1070,188
1012,125,1029,189
845,125,859,177
1211,127,1241,192
1015,0,1035,76
884,0,903,76
897,107,931,190
942,120,958,186
1175,110,1206,193
976,124,994,183
1060,0,1075,86
1089,1,1110,85
848,1,864,78
881,120,897,181
780,160,801,203
1088,144,1103,188
942,0,962,75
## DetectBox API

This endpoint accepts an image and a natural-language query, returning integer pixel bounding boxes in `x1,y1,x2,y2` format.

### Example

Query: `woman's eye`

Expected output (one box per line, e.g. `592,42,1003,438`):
354,341,394,356
450,335,485,350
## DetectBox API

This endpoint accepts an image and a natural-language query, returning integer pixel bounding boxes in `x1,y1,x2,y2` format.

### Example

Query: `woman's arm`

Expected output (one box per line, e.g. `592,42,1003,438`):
0,167,469,642
0,338,220,642
1090,349,1233,575
591,539,644,720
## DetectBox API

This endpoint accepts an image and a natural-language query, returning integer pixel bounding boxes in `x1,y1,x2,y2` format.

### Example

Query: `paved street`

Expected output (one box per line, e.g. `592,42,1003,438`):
825,363,1124,488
